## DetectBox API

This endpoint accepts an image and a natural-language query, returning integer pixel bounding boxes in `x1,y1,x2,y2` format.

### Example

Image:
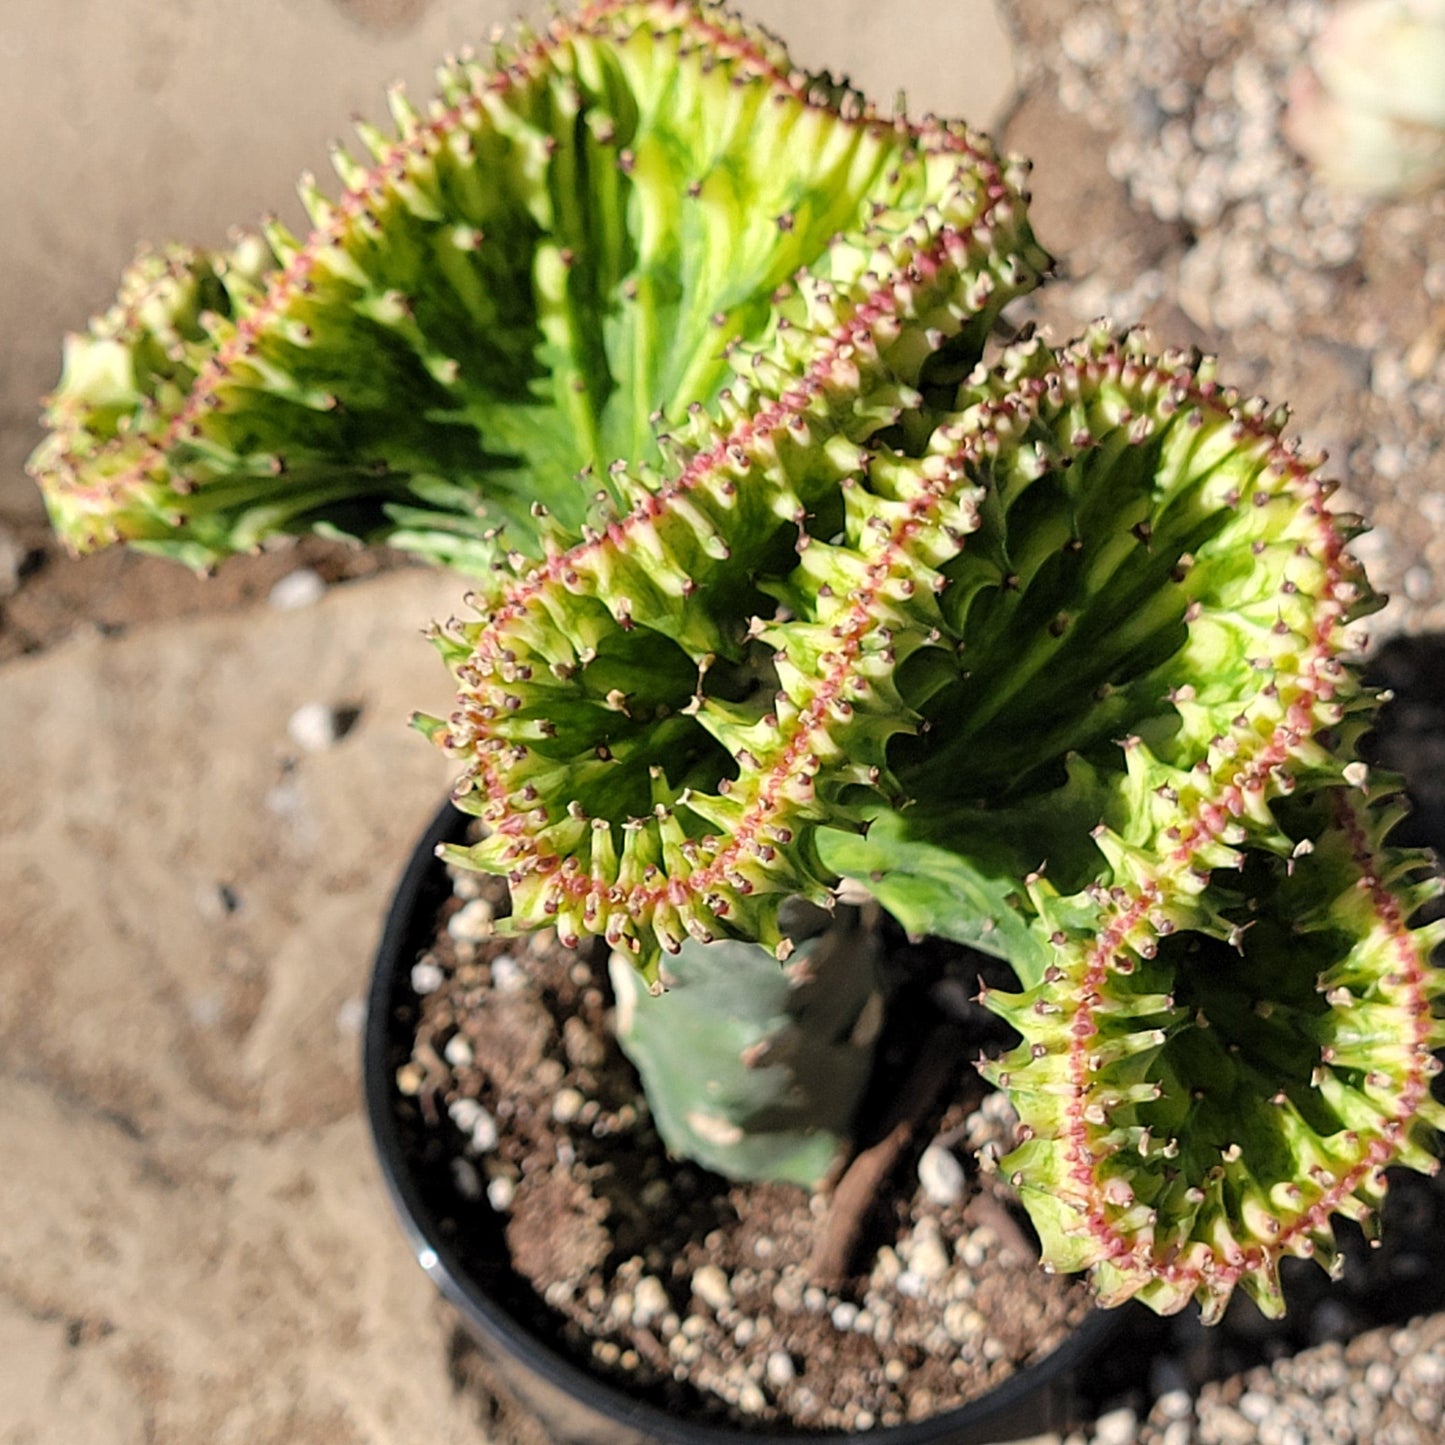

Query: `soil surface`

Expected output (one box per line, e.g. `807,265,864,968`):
387,844,1095,1434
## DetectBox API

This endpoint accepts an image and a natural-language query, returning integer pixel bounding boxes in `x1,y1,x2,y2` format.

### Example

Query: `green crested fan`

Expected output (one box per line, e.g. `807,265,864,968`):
29,0,1045,571
984,784,1445,1322
431,325,1445,1315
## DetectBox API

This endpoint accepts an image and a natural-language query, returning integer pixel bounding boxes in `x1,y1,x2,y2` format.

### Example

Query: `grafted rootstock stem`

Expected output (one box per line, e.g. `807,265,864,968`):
609,903,886,1189
29,0,1444,1325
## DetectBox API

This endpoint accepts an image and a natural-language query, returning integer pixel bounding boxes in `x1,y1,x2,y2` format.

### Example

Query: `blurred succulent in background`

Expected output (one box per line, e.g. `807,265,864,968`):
30,0,1445,1326
1286,0,1445,196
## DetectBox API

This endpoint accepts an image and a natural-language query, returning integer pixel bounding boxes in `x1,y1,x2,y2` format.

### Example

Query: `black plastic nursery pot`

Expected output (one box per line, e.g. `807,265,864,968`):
364,798,1125,1445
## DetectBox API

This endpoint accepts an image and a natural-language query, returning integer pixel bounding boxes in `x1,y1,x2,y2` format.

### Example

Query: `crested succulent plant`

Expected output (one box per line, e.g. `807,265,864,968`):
31,0,1444,1326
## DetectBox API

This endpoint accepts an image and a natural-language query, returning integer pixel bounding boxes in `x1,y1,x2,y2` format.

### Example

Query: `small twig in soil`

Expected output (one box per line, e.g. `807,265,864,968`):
630,1324,673,1376
807,1022,968,1289
413,1023,450,1127
963,1187,1039,1264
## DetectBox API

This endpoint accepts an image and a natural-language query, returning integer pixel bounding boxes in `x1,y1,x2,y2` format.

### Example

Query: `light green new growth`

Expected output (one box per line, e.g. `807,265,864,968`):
30,0,1041,572
30,0,1445,1324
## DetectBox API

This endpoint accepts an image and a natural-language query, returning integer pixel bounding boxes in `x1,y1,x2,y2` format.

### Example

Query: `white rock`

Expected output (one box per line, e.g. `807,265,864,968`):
1238,1390,1273,1425
469,1110,499,1154
765,1351,795,1387
448,866,488,900
449,1098,499,1152
736,1381,766,1416
1061,12,1114,65
917,1143,967,1206
486,1175,515,1212
450,1157,482,1201
1094,1405,1138,1445
1374,442,1408,481
632,1275,668,1326
287,701,342,752
1403,565,1435,603
443,1034,473,1068
490,953,526,992
958,1238,987,1269
410,958,445,994
1404,1352,1445,1387
267,567,327,610
691,1265,732,1312
943,1302,984,1343
907,1227,950,1282
771,1277,804,1312
870,1246,902,1286
895,1270,927,1299
639,1179,670,1209
447,898,494,943
552,1087,585,1124
1156,1388,1193,1422
449,1098,483,1132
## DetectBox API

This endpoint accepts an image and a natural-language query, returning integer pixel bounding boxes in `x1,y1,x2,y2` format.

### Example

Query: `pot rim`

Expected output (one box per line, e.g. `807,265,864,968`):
363,795,1126,1444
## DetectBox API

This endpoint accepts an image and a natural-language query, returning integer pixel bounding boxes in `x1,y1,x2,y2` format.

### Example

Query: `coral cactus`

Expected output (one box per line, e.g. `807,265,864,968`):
429,317,1445,1316
30,0,1444,1326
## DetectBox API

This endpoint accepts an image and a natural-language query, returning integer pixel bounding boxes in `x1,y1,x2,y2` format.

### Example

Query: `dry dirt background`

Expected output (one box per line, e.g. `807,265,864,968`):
3,2,1444,1443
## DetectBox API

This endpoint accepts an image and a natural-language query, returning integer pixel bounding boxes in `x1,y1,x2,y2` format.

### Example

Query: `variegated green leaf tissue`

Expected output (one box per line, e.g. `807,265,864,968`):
31,0,1444,1327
